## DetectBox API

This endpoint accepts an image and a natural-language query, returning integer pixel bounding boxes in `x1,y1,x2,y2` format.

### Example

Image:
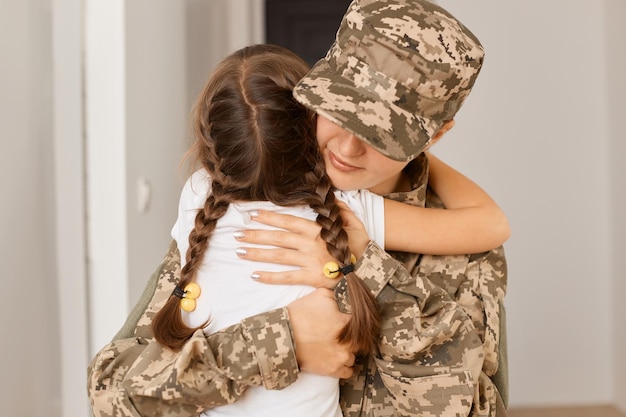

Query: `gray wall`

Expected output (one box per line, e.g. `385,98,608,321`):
437,0,624,408
0,0,61,415
124,0,190,322
605,0,626,411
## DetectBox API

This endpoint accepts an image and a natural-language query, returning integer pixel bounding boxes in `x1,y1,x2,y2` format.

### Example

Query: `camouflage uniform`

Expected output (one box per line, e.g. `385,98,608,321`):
88,0,509,415
334,156,508,417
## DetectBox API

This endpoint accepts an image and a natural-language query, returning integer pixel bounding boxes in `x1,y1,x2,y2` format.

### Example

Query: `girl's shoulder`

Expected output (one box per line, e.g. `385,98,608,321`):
180,169,212,202
336,188,383,208
187,168,211,192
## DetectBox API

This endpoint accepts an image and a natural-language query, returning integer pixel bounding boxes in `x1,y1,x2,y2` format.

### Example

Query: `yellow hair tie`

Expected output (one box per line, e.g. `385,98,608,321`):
323,261,340,279
173,282,201,312
323,256,356,279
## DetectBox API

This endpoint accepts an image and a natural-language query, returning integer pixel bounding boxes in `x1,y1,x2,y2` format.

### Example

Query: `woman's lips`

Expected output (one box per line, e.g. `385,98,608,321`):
328,151,360,172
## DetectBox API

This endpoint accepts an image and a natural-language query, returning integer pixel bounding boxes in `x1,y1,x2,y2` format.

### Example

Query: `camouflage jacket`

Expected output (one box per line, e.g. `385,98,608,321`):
88,154,508,417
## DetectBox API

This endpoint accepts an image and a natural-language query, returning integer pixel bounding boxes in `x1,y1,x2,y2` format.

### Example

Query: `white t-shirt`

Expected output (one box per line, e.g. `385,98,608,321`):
171,169,385,417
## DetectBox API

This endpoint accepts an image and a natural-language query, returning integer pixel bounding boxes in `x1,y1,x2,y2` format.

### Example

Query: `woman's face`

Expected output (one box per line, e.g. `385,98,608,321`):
316,115,409,195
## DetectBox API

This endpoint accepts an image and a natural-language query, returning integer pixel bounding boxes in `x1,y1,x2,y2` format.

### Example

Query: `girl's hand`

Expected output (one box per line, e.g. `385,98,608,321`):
234,210,338,288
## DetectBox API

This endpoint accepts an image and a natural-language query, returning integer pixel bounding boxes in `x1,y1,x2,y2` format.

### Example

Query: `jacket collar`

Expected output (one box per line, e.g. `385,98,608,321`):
382,153,428,208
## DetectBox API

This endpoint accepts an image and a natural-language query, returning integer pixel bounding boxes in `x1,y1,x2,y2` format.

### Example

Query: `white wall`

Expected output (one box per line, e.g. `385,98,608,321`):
85,0,129,356
53,0,90,415
0,1,62,416
437,0,622,408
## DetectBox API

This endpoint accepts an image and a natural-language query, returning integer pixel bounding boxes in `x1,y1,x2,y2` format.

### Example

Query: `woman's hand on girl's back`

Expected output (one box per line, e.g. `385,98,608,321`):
235,210,338,288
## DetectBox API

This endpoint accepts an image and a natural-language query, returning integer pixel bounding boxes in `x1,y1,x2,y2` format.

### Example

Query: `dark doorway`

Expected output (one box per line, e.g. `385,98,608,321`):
265,0,352,67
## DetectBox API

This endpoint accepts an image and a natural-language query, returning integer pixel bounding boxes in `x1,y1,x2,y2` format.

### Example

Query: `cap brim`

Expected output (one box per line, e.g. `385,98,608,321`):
294,58,442,162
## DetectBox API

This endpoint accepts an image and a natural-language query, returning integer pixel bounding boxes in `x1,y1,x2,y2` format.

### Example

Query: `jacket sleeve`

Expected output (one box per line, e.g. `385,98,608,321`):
339,241,486,416
87,241,300,417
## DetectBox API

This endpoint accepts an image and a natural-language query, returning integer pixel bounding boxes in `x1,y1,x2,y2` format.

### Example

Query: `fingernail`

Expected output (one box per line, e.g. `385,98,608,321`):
233,231,245,239
250,273,261,281
249,210,259,218
235,248,247,257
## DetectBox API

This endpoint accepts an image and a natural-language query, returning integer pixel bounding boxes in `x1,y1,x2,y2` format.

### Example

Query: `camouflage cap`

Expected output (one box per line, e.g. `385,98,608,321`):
293,0,485,162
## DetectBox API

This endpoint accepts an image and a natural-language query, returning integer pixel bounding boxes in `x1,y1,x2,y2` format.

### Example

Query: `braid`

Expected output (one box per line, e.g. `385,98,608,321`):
152,180,231,350
185,189,230,275
311,160,381,355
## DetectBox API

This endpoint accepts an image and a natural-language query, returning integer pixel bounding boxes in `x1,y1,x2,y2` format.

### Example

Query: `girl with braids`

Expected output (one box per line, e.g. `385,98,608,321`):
152,44,383,417
149,44,508,417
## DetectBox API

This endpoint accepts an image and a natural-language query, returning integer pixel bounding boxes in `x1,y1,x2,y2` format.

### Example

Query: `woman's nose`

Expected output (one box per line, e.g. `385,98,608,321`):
337,132,365,157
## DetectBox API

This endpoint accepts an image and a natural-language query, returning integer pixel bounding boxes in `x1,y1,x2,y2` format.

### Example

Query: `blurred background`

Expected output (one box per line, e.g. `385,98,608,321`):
1,0,624,416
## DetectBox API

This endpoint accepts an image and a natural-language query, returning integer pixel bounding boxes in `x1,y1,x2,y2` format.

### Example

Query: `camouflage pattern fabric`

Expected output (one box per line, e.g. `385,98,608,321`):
87,154,508,417
293,0,485,162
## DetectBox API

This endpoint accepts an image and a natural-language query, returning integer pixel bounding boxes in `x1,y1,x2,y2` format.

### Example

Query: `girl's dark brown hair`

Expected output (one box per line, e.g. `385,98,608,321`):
151,44,380,355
